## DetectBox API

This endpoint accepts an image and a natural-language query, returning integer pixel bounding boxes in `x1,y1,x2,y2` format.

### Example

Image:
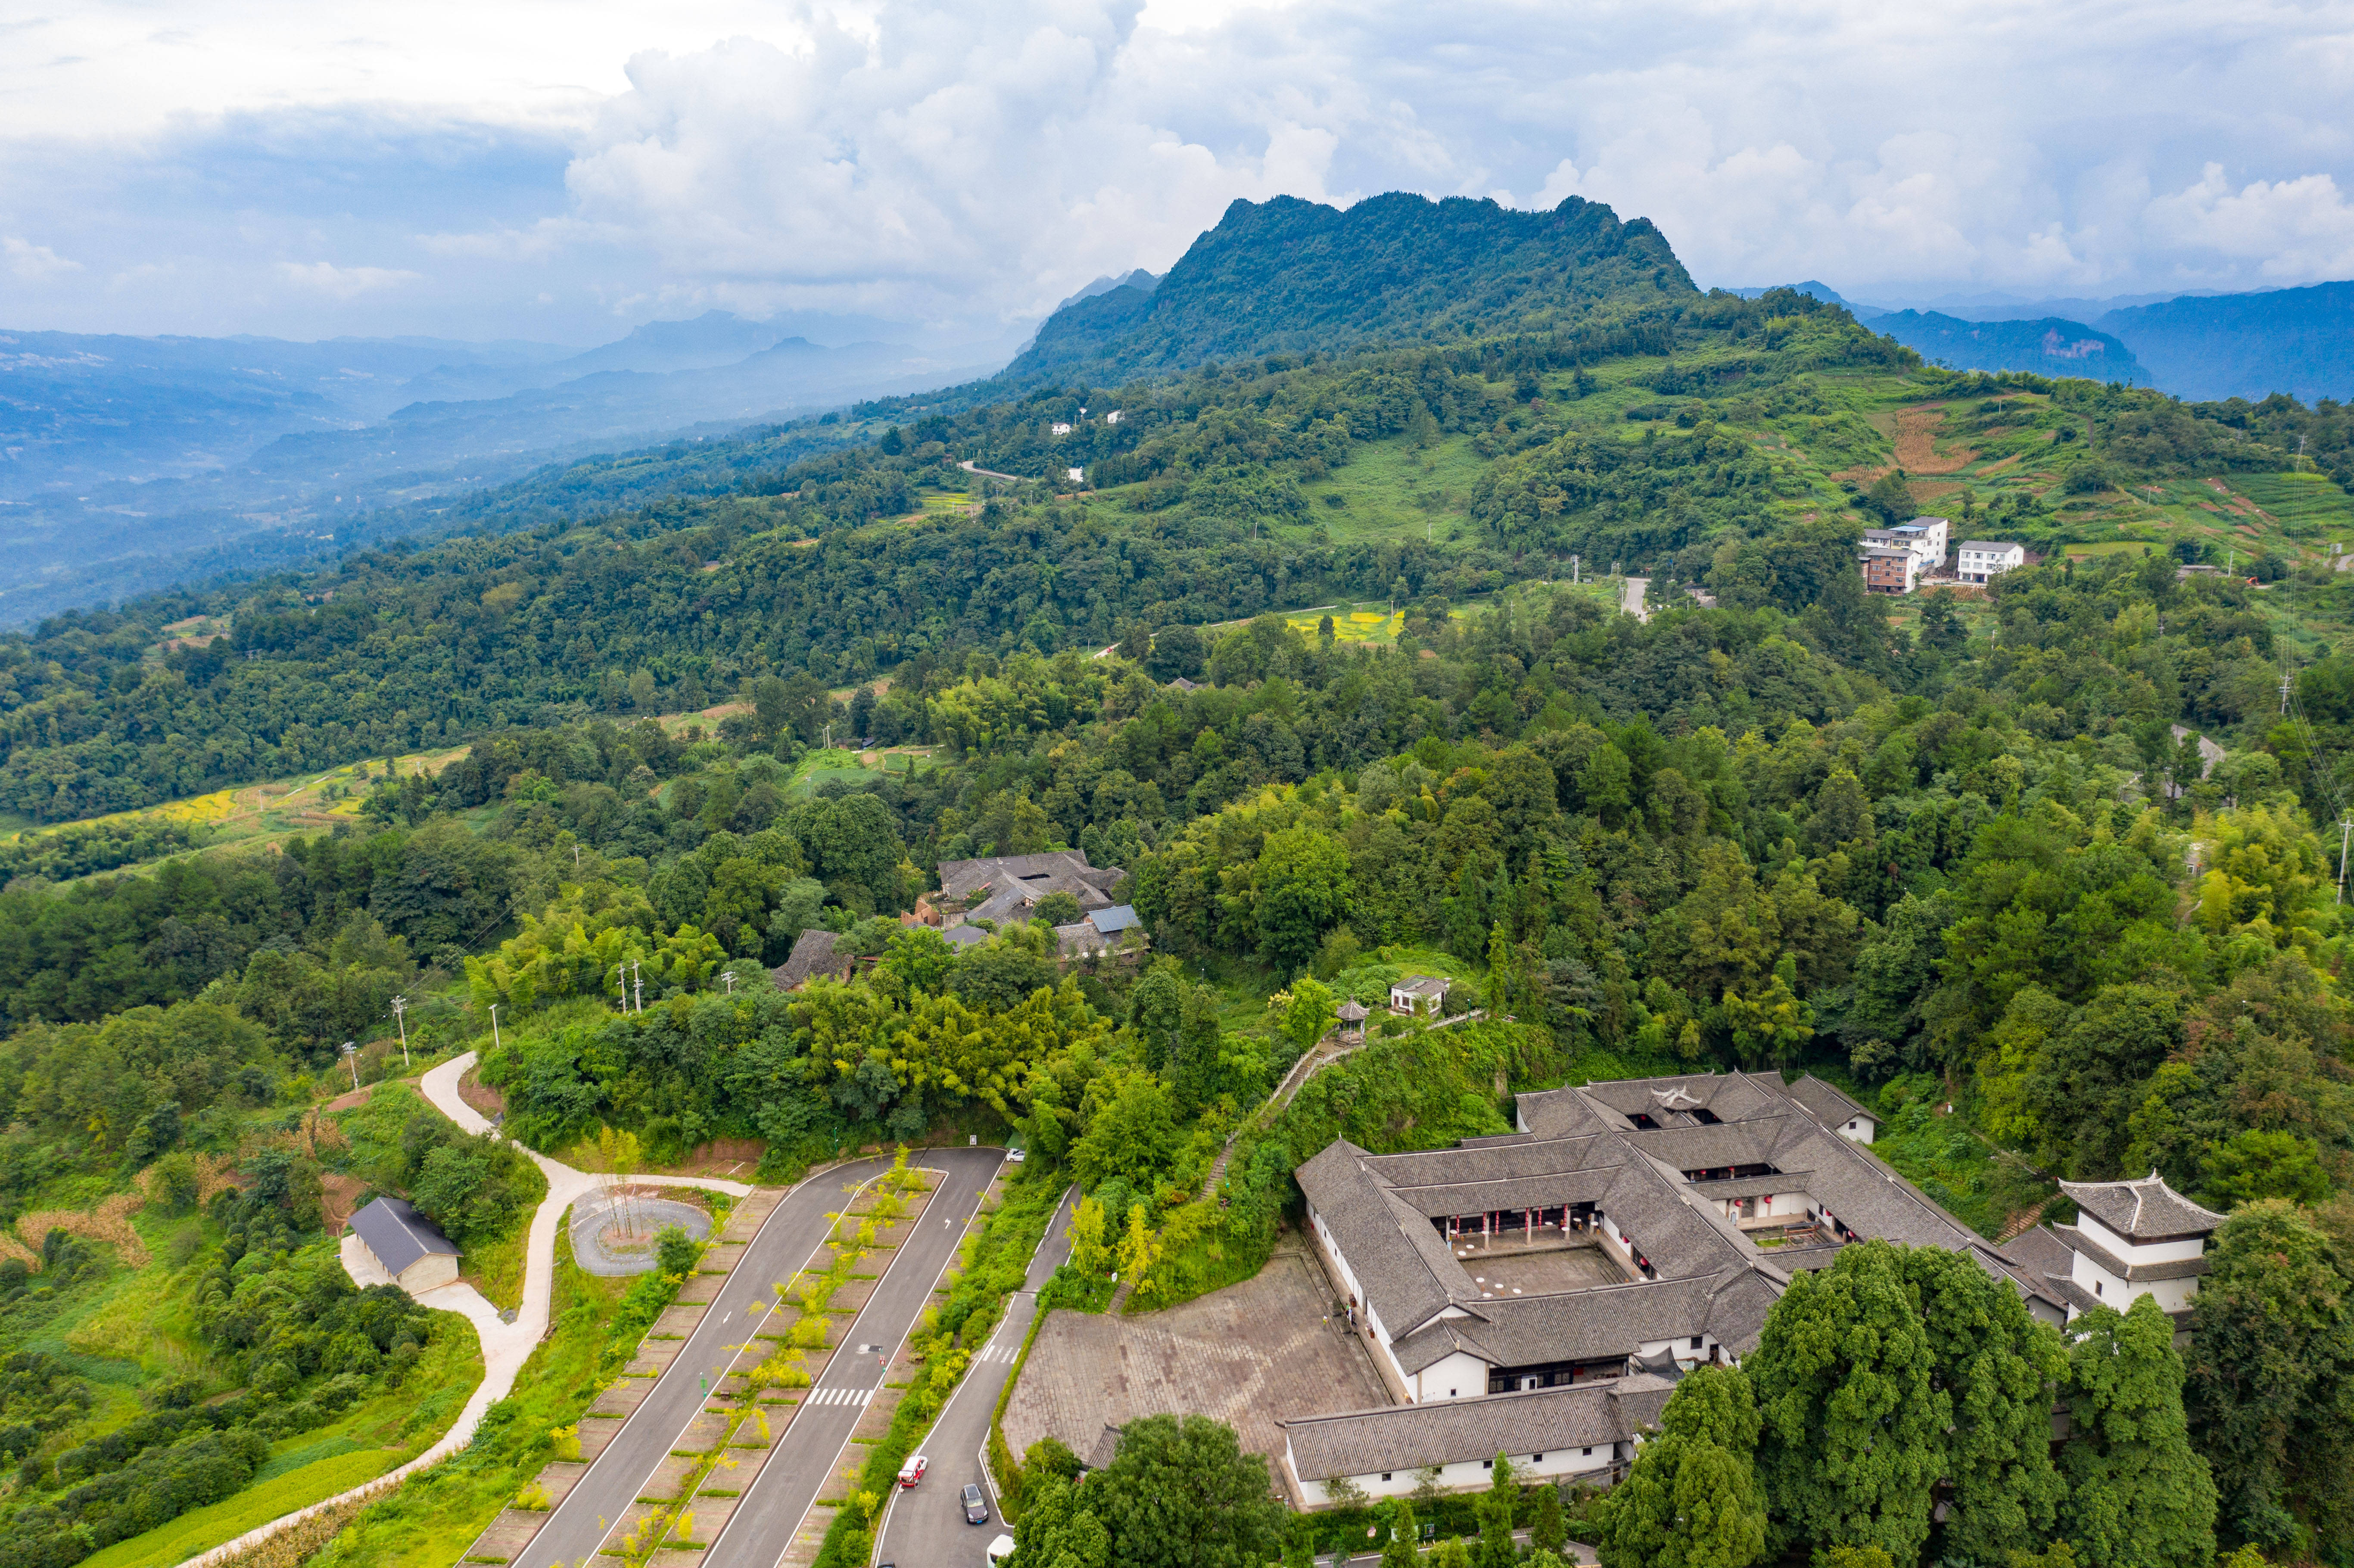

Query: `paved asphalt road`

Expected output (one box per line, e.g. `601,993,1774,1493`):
874,1185,1078,1568
704,1146,1006,1568
532,1154,897,1568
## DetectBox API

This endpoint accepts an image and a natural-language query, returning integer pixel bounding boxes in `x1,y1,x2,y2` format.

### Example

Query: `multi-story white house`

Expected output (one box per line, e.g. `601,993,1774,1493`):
1958,541,2026,583
2007,1172,2224,1322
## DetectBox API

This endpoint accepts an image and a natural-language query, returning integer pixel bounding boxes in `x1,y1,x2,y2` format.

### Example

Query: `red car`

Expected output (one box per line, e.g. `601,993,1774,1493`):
897,1453,928,1489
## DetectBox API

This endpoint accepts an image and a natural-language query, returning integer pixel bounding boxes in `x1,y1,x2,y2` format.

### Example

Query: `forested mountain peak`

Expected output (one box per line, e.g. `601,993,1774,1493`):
1009,191,1694,380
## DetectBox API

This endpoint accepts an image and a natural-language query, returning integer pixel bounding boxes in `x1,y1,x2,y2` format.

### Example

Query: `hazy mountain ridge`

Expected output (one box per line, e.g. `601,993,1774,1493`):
1865,310,2149,384
1737,278,2352,401
0,313,1002,623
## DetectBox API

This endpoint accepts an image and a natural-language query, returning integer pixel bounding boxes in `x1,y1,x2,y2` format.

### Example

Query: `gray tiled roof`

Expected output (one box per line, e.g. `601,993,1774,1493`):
349,1195,456,1277
1089,904,1142,933
1625,1123,1779,1171
1303,1070,2072,1398
772,929,853,990
1783,1076,1872,1132
1296,1141,1470,1336
936,852,1122,927
1383,1169,1621,1219
1284,1375,1675,1481
2061,1173,2226,1241
1515,1089,1616,1139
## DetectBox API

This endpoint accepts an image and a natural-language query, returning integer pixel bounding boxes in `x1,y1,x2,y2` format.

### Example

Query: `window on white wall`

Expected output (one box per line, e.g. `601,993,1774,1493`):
1381,1472,1392,1482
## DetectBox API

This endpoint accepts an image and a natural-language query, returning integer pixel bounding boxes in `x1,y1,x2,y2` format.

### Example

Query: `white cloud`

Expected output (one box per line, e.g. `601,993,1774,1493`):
2145,162,2354,280
276,260,422,298
3,0,2354,336
3,236,79,280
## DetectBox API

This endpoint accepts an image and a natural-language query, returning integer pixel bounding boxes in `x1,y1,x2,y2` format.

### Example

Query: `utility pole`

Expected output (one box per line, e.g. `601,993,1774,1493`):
489,1003,501,1049
721,970,738,996
341,1041,359,1091
390,995,409,1068
2283,669,2295,715
632,963,645,1015
2339,817,2351,905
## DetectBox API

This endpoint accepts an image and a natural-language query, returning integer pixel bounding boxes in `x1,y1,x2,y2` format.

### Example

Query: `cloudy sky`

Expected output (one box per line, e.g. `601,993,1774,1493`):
3,0,2351,347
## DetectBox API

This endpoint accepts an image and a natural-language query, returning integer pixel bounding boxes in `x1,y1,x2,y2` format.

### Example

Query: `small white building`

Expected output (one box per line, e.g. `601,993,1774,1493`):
1104,410,1124,424
1067,467,1085,483
1785,1077,1877,1144
1958,540,2026,583
1050,422,1074,436
2011,1173,2224,1322
1389,976,1447,1016
348,1196,459,1293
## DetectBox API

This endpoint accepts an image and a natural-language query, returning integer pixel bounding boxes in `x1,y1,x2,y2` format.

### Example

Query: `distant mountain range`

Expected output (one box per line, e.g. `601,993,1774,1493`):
0,311,1002,624
1731,278,2353,403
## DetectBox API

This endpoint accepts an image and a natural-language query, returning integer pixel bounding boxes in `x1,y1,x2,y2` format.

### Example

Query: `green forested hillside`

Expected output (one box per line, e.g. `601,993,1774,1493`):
8,196,2354,1568
1009,193,1694,378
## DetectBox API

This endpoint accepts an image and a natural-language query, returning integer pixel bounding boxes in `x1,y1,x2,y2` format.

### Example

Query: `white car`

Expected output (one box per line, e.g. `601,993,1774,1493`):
1005,1146,1025,1163
987,1534,1017,1566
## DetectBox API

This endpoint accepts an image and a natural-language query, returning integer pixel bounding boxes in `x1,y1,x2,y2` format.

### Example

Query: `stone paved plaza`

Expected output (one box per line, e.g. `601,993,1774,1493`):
1001,1243,1389,1475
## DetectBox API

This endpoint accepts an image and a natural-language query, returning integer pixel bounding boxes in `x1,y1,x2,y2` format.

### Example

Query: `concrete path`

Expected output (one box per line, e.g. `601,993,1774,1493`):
1620,576,1649,622
874,1186,1077,1568
192,1052,752,1568
703,1147,1005,1568
960,459,1025,483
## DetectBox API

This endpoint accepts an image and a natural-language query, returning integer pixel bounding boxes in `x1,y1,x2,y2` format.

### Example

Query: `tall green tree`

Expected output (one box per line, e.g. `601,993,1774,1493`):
1253,827,1352,971
1476,1453,1519,1568
2186,1201,2354,1559
1903,1245,2069,1561
1594,1365,1769,1568
2062,1296,2218,1568
1380,1498,1420,1568
1748,1242,1946,1562
1080,1412,1286,1568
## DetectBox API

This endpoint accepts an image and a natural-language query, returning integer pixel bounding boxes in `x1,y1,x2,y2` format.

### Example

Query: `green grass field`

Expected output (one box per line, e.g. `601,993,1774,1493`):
78,1449,402,1568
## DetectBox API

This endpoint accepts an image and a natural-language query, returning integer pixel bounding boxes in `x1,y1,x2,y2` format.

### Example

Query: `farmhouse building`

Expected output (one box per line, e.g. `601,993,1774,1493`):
925,851,1124,930
1958,540,2026,582
1295,1071,2071,1428
1283,1375,1677,1506
1389,977,1448,1015
771,928,857,991
348,1196,460,1293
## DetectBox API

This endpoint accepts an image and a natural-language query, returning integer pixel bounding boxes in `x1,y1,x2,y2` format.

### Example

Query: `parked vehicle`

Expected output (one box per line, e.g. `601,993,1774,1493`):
897,1453,928,1488
987,1535,1017,1565
962,1483,990,1524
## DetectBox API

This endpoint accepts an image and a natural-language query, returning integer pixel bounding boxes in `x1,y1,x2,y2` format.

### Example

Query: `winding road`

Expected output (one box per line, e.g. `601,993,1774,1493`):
193,1053,753,1568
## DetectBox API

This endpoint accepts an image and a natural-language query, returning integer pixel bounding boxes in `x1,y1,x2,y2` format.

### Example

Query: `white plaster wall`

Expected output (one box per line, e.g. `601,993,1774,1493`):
1311,1447,1618,1505
2080,1213,2204,1265
1415,1350,1492,1402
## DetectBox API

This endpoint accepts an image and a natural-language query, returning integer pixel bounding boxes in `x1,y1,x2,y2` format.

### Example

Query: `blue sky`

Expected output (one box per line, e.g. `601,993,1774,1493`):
3,0,2351,345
